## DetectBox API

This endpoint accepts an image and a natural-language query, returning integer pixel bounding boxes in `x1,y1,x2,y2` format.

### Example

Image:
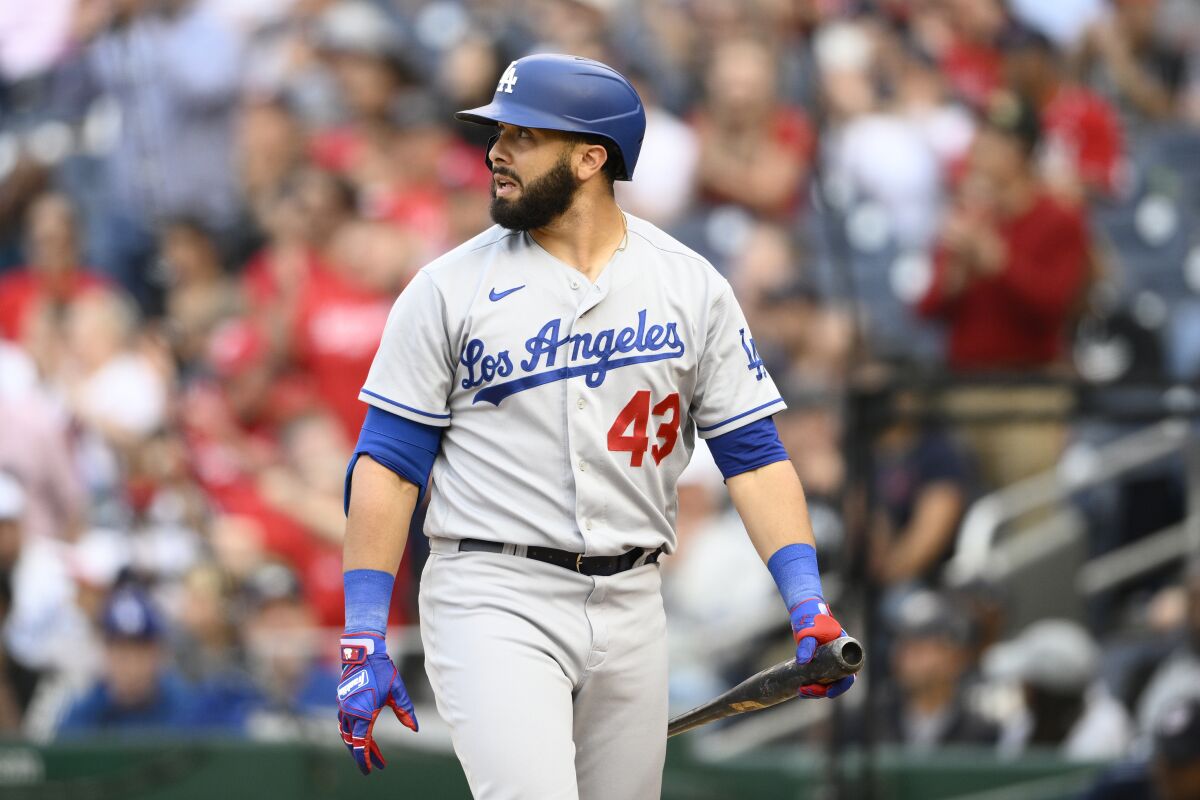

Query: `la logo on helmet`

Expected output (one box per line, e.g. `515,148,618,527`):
497,61,519,94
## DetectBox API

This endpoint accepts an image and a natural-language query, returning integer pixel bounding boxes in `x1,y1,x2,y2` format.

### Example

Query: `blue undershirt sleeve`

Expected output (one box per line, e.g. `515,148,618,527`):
705,415,789,481
344,406,444,514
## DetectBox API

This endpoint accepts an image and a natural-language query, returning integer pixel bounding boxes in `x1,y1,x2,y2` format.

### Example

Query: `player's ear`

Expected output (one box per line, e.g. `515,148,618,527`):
573,141,609,183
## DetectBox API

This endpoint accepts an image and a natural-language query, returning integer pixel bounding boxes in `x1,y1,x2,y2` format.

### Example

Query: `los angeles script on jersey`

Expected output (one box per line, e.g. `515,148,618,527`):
460,309,685,406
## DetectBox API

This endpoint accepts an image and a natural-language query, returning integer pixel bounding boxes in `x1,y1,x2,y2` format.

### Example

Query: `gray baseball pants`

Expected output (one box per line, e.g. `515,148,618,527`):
419,537,668,800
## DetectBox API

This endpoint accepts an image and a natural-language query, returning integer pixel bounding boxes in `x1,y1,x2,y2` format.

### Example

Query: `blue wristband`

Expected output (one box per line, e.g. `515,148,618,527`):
343,569,394,636
767,543,823,611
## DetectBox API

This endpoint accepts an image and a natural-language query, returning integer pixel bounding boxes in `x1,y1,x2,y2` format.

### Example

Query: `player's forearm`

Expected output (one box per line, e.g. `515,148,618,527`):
343,455,420,574
726,460,817,563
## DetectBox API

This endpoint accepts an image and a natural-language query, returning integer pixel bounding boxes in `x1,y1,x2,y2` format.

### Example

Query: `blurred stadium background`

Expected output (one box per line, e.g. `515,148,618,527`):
1,0,1200,798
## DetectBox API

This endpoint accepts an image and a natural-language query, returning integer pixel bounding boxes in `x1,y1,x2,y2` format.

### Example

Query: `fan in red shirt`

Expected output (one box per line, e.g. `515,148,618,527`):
1002,27,1125,199
0,193,108,342
919,93,1089,372
692,37,816,220
182,319,354,627
241,168,356,319
307,1,415,180
289,221,415,441
935,0,1010,109
362,98,494,260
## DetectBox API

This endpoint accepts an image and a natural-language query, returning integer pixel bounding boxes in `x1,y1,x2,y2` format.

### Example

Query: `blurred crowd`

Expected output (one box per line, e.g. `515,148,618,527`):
1,0,1200,788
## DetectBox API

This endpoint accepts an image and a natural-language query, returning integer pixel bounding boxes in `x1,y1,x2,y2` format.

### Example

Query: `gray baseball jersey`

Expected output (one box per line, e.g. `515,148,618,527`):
360,212,784,555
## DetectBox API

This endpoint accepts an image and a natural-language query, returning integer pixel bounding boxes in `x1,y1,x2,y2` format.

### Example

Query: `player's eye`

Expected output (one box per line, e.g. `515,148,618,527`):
517,128,532,139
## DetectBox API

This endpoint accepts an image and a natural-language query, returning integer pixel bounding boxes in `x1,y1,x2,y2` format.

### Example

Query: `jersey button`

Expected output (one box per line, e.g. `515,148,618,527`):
570,279,580,290
576,397,585,410
578,459,587,472
584,519,593,531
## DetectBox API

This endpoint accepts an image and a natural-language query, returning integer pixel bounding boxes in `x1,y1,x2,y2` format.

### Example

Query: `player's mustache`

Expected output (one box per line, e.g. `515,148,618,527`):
492,167,522,186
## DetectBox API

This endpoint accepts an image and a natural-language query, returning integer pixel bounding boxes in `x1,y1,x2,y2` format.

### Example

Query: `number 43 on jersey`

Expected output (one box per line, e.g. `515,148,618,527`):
607,391,680,467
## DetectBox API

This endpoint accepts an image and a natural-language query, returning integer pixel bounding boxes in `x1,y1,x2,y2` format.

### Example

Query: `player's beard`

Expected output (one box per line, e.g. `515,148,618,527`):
490,154,581,231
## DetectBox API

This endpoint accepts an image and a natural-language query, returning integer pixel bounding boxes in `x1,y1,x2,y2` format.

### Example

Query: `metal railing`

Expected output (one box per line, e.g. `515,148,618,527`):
945,418,1200,589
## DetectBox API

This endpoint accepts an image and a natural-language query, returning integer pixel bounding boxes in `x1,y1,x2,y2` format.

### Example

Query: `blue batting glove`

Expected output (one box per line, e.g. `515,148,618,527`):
788,597,855,699
337,632,418,775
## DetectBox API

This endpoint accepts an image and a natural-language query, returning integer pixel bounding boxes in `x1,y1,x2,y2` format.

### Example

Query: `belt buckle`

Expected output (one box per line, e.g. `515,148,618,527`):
575,553,583,573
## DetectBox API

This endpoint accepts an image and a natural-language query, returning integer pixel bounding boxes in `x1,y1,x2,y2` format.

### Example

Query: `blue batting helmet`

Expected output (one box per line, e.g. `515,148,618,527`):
455,53,646,180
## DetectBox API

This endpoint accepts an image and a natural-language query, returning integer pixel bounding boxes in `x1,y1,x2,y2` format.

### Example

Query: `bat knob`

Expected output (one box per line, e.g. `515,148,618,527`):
836,638,864,671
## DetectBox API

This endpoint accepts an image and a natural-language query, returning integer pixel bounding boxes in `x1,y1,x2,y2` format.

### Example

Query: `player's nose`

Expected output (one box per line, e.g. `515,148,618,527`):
488,137,507,166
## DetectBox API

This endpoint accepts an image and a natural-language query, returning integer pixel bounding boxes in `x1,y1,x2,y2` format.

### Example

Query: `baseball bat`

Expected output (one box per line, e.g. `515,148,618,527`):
666,636,864,738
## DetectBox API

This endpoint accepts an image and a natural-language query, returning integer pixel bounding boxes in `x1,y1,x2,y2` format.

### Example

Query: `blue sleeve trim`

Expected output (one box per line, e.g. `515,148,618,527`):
360,388,451,420
707,416,789,479
767,543,823,611
344,406,444,514
696,397,785,433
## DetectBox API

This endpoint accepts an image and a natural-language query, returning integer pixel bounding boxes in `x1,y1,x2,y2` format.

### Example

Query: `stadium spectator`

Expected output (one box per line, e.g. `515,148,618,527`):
234,0,342,126
58,586,202,734
361,91,491,264
158,217,241,372
57,0,244,307
171,564,240,687
240,174,339,350
239,562,338,736
307,1,415,181
61,288,169,449
117,428,207,584
867,391,974,589
1081,696,1200,800
985,619,1133,761
824,27,975,249
0,193,107,343
0,363,85,542
183,318,289,471
1137,561,1200,735
237,98,308,217
775,403,845,510
918,93,1088,487
935,0,1009,109
749,278,854,402
876,590,999,751
1001,27,1125,199
257,412,347,549
288,220,409,439
1079,0,1194,134
436,36,503,146
693,37,815,220
254,412,351,625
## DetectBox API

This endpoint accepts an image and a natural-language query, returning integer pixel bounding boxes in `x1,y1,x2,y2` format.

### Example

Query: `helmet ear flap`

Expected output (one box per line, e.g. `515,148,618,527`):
485,133,499,172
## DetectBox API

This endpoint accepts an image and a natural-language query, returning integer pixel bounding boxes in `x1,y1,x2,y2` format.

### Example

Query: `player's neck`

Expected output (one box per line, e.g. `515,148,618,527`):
529,192,627,282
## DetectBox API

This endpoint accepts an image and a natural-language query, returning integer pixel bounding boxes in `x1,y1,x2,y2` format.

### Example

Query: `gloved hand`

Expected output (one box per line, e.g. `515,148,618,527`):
789,597,855,699
337,632,418,774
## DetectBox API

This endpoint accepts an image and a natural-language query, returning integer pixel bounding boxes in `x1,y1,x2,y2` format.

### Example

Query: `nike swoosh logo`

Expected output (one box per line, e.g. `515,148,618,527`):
489,285,525,302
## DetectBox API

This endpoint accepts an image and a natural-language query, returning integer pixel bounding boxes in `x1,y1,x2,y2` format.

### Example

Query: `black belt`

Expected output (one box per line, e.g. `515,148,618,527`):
456,538,663,577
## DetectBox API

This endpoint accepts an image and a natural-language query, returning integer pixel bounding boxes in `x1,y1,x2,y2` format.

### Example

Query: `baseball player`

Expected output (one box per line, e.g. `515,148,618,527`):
335,54,855,799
